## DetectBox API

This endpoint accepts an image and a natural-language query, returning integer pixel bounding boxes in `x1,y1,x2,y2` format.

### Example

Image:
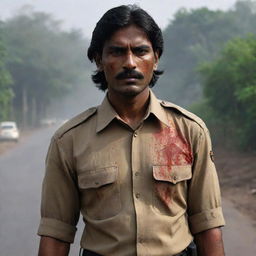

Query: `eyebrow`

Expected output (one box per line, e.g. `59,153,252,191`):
134,45,151,50
107,45,151,51
108,46,125,51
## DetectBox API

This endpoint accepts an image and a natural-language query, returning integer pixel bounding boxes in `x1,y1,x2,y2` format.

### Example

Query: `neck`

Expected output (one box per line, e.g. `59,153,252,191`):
107,88,150,129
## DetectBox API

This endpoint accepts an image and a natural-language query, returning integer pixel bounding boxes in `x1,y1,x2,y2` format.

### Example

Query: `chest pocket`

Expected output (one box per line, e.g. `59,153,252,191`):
152,165,192,216
78,166,121,220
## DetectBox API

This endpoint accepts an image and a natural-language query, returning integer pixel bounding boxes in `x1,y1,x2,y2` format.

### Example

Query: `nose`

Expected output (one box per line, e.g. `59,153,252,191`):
123,52,136,70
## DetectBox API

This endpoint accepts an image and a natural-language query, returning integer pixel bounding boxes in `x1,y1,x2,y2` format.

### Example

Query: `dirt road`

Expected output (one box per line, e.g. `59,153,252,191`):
222,198,256,255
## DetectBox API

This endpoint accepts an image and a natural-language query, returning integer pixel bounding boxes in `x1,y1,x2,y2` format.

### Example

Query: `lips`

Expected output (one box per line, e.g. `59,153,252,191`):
123,76,138,81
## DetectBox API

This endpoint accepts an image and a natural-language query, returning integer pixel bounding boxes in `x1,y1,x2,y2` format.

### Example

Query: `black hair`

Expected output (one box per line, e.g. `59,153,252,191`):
87,4,164,91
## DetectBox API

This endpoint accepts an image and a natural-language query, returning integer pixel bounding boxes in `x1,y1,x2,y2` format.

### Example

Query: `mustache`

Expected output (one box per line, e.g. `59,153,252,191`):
115,69,144,80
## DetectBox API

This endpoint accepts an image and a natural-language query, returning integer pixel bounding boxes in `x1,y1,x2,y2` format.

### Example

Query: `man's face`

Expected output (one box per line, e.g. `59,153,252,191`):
97,25,158,97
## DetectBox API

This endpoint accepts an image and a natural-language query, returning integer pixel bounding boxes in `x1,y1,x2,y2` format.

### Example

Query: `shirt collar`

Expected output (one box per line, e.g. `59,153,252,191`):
96,90,170,133
147,90,170,128
96,95,118,133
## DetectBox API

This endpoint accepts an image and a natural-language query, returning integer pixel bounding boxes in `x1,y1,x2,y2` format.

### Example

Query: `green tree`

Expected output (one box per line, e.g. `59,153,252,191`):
3,7,90,127
199,35,256,150
155,0,256,107
0,22,13,121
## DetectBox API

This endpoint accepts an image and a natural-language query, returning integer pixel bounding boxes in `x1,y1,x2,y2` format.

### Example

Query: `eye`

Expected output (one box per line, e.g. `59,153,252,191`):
134,47,150,56
109,47,124,56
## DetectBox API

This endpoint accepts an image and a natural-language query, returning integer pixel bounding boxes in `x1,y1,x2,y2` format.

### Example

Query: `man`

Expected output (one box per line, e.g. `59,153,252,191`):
38,5,225,256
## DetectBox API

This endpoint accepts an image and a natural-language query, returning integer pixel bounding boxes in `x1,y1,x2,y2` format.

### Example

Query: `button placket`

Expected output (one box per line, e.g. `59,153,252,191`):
131,128,145,255
132,129,141,201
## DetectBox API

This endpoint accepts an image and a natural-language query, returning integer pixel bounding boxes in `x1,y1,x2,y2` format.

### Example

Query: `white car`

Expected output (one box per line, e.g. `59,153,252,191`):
0,121,20,142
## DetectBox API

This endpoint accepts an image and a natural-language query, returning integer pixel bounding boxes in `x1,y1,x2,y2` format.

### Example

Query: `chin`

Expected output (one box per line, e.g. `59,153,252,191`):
108,82,149,98
120,86,146,97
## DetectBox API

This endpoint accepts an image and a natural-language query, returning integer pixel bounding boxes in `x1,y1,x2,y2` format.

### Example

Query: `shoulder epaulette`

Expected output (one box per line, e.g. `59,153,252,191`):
160,100,207,130
54,107,97,139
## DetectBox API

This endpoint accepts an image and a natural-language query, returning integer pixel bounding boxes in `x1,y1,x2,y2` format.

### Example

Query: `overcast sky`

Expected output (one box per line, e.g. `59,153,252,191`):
0,0,237,38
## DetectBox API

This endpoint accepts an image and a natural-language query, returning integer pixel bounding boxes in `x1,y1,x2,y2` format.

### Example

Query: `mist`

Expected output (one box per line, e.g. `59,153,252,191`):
0,1,256,255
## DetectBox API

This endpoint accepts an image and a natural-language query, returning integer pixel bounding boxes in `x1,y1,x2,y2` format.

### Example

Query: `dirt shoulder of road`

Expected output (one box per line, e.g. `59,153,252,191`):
1,133,255,224
215,148,256,225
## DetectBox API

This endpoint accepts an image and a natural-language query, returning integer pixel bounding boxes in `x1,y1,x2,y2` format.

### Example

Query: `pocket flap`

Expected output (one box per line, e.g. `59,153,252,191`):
153,165,192,184
78,166,118,189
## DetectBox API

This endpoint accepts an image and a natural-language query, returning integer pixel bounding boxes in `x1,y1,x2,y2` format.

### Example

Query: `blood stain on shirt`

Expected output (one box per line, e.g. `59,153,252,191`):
153,124,192,167
153,123,192,208
155,183,173,207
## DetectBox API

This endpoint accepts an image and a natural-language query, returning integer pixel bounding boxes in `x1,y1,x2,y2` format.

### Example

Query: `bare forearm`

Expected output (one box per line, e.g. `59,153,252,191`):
194,228,225,256
38,236,70,256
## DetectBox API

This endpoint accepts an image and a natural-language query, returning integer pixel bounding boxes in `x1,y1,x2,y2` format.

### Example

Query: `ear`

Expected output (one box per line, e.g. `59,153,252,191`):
95,54,103,71
153,52,159,70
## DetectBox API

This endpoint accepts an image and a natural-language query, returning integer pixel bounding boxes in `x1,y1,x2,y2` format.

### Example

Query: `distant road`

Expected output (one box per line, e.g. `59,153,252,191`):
0,126,255,255
222,198,256,254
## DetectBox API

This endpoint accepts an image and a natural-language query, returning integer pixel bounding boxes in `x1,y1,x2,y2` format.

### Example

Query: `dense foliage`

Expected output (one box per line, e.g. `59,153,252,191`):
1,7,90,127
155,0,256,107
0,22,13,121
198,35,256,150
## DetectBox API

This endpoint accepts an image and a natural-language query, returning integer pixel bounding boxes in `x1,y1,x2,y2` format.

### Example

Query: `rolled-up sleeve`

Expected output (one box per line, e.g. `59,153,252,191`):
37,136,80,243
188,128,225,234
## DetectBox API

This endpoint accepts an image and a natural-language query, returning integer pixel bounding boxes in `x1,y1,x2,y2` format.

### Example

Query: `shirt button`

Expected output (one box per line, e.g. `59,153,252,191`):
138,237,143,243
173,175,177,181
135,193,140,199
133,132,138,137
135,171,139,176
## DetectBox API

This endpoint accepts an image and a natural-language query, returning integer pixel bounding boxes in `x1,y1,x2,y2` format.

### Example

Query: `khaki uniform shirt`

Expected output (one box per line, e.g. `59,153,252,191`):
38,90,225,256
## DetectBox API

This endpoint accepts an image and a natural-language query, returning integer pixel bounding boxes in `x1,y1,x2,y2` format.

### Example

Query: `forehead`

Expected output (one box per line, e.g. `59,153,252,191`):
104,25,152,47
